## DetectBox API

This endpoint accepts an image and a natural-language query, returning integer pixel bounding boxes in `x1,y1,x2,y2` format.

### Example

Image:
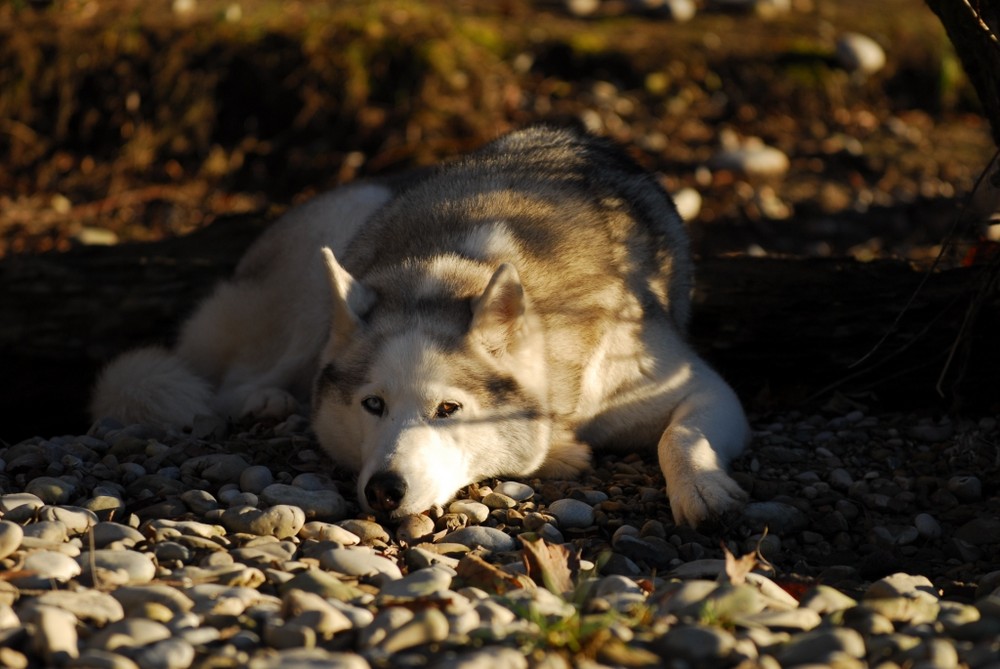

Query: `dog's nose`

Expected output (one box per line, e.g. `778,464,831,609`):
364,471,408,513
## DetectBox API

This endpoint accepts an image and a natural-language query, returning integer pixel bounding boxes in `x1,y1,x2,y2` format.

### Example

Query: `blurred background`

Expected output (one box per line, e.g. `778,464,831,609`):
1,0,996,262
2,0,998,440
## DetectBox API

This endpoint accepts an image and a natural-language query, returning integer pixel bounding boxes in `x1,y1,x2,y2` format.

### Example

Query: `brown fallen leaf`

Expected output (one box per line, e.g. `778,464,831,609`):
522,535,580,596
456,553,532,595
721,542,757,586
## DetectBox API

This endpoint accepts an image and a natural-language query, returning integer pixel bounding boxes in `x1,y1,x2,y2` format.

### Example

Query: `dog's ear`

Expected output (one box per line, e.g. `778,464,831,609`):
321,247,375,351
470,263,526,356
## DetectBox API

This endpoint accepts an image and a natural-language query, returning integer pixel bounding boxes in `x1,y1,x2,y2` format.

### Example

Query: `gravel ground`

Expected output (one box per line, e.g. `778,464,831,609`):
1,409,998,668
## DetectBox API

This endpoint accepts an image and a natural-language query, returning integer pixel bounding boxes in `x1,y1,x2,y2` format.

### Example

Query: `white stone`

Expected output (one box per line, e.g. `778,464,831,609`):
836,32,886,75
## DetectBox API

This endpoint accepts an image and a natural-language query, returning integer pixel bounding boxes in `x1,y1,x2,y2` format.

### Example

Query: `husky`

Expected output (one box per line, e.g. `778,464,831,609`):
91,126,750,527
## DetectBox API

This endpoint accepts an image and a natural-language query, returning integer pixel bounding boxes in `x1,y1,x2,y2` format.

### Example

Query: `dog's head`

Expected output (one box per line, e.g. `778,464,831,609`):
312,247,553,518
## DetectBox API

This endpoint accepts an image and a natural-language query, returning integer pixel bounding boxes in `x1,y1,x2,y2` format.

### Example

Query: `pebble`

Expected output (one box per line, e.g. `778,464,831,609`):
672,187,702,221
248,649,371,669
443,526,517,553
547,498,595,529
915,512,942,539
742,501,809,533
260,483,347,521
14,550,83,588
32,605,80,663
221,504,306,538
23,589,124,626
664,0,697,22
865,572,936,600
240,465,275,494
369,608,450,655
495,481,534,502
111,585,195,616
131,639,196,669
956,517,1000,544
22,519,69,545
68,649,141,669
710,140,790,178
0,520,25,559
395,514,435,544
655,624,736,662
775,627,866,665
482,492,517,509
0,492,45,516
947,475,982,501
25,476,77,504
88,618,173,652
836,32,887,75
180,453,251,484
179,489,220,515
92,522,145,548
319,546,403,581
78,549,157,585
336,519,390,544
298,521,360,545
436,647,528,669
448,500,490,524
38,505,99,534
379,566,453,600
283,590,354,637
564,0,599,17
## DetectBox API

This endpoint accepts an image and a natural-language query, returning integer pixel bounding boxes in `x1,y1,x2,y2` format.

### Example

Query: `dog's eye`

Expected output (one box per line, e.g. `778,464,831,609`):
361,396,385,416
434,401,461,419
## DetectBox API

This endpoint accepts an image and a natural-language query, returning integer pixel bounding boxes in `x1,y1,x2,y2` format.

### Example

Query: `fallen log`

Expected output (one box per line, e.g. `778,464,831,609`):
2,215,997,443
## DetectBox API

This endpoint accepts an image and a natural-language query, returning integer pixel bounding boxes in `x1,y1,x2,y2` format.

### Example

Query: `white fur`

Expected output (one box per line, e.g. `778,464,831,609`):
91,183,392,428
90,347,212,429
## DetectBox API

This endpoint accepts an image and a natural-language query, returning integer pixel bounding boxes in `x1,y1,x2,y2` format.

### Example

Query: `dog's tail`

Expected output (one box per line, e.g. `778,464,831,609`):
90,346,213,429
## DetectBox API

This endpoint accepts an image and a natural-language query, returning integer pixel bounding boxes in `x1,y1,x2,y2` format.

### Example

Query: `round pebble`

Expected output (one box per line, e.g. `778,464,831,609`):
260,483,347,521
31,605,80,663
655,624,736,662
547,498,595,529
78,549,157,585
319,547,403,581
0,520,25,559
443,526,517,553
240,465,275,494
448,500,490,524
710,141,790,178
336,519,390,544
180,454,251,485
15,550,83,588
298,521,360,545
494,481,534,502
836,31,886,75
947,475,982,501
221,504,306,538
379,566,453,600
24,589,125,626
395,514,435,544
482,492,517,509
25,476,77,505
92,522,146,548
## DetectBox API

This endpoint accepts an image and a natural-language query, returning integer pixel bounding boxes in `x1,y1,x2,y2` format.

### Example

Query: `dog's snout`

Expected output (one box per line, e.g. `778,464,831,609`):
364,471,408,513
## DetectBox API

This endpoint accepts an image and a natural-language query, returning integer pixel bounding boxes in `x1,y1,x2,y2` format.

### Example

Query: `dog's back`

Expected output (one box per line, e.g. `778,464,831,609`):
345,126,693,333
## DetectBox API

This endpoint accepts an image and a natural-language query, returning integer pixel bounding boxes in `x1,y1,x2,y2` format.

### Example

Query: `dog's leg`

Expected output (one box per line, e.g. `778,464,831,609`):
657,365,750,527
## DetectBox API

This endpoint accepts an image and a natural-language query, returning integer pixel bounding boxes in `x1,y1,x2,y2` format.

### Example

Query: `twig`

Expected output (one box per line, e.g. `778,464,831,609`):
848,147,1000,370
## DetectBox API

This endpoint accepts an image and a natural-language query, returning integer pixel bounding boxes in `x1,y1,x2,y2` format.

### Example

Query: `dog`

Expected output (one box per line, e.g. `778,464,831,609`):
91,125,750,527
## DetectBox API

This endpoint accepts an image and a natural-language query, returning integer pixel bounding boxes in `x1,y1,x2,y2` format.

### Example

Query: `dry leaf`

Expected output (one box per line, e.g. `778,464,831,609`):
522,535,579,595
456,553,530,595
721,543,757,586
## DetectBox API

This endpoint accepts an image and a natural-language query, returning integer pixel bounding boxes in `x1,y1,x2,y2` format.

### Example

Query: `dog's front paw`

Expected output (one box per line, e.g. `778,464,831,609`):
241,388,300,421
666,468,748,528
